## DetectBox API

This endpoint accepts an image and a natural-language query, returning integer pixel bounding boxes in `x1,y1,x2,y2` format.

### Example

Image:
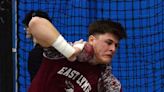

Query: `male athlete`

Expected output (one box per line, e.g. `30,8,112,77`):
25,13,126,92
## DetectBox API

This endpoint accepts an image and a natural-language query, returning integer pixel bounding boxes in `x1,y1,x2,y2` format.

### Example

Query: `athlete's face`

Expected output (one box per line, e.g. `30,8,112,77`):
88,33,119,64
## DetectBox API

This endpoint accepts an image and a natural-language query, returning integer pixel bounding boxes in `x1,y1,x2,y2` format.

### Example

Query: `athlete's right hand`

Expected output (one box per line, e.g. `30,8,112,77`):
67,39,86,62
68,39,95,63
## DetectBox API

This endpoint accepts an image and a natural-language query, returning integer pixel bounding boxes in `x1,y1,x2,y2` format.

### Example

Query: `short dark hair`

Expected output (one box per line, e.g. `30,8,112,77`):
22,10,51,27
88,20,127,40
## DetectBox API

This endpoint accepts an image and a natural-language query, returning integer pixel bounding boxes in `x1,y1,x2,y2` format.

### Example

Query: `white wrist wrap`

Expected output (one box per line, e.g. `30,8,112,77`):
52,35,75,58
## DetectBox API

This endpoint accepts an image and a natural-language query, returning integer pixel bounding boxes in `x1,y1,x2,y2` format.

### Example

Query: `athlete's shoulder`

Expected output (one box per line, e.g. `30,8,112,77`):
98,65,122,92
109,74,122,92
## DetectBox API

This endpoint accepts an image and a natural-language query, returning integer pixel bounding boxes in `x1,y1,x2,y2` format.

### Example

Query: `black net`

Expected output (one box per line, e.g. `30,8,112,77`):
17,0,164,92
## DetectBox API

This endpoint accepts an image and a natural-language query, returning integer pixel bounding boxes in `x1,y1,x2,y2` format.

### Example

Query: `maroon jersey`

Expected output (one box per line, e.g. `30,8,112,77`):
28,58,101,92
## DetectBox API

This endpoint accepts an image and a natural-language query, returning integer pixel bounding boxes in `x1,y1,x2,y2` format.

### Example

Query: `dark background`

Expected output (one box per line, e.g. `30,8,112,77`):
0,0,13,92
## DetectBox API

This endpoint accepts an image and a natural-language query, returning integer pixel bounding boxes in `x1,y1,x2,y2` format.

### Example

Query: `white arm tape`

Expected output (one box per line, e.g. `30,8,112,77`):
52,35,75,58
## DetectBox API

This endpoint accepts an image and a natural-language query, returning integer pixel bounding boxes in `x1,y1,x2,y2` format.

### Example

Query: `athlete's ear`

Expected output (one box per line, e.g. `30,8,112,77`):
88,35,96,45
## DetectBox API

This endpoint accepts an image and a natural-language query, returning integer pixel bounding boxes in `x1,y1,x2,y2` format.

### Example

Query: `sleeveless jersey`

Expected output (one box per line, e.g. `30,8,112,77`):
28,58,101,92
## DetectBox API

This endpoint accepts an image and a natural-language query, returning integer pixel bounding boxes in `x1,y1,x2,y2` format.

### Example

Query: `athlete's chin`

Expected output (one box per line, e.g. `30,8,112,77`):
99,58,112,64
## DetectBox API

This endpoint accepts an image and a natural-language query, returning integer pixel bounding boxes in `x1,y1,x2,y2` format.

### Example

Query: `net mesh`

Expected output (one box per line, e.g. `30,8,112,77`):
17,0,164,92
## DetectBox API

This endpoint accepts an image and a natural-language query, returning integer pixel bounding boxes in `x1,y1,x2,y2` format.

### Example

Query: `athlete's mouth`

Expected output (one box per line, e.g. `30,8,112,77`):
104,54,112,58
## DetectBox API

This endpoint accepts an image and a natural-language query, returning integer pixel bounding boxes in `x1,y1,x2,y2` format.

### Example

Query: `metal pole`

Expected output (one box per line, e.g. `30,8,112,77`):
12,0,17,92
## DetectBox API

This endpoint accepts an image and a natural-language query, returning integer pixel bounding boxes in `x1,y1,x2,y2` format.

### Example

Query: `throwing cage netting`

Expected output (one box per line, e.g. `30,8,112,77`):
16,0,164,92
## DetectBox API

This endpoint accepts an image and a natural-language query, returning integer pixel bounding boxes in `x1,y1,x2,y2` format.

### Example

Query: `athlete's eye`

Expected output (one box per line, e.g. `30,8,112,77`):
105,40,119,48
105,40,113,45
